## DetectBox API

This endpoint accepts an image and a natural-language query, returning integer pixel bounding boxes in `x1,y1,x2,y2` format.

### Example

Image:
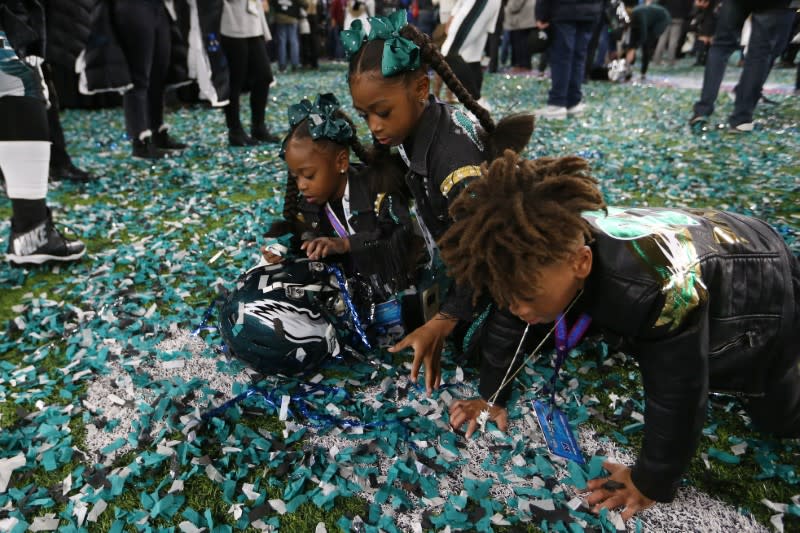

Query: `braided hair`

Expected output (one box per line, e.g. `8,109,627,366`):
265,109,375,238
438,151,606,308
347,24,535,158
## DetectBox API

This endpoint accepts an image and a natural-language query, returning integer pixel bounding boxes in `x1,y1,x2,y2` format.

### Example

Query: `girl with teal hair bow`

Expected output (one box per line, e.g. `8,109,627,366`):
264,93,423,299
341,11,539,429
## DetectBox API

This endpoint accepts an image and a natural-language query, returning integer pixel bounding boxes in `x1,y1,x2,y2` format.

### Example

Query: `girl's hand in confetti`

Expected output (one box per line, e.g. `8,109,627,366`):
586,461,655,521
388,313,456,395
301,237,350,260
449,398,509,438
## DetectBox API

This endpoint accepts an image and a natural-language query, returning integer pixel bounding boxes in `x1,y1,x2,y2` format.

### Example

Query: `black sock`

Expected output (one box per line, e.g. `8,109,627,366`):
11,199,48,233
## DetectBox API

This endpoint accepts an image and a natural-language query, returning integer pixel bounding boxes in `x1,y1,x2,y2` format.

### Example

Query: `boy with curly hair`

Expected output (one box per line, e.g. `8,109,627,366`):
440,151,800,519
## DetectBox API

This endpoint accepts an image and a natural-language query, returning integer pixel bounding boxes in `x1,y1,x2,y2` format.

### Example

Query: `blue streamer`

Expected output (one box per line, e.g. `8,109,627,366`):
326,265,372,351
190,299,218,337
202,383,415,444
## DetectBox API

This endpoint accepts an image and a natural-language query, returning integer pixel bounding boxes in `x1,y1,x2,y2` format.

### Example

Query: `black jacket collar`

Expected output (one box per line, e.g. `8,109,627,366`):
401,95,443,177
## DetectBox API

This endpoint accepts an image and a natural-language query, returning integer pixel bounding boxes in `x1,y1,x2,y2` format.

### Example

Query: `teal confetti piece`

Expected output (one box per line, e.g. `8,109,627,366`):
708,447,741,465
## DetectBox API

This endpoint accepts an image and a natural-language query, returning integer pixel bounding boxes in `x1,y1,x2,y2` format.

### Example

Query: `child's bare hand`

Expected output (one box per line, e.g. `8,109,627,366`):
388,314,457,396
261,246,285,264
301,237,350,260
449,399,508,438
586,461,655,521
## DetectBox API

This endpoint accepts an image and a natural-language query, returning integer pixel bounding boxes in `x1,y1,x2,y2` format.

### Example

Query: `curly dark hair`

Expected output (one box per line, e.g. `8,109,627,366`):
438,151,607,307
347,24,534,159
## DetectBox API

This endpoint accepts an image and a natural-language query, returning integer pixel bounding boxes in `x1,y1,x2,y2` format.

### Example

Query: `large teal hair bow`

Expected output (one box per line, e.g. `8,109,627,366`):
280,93,354,159
340,10,420,77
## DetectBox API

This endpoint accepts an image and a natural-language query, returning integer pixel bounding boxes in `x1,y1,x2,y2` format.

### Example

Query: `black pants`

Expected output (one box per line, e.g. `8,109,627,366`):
445,53,484,100
510,29,532,69
42,63,71,168
300,15,320,68
221,35,273,132
111,0,171,139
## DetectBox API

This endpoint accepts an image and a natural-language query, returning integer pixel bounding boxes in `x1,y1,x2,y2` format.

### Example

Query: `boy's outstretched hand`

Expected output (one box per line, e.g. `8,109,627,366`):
449,398,508,438
301,237,350,260
388,313,457,395
586,461,654,521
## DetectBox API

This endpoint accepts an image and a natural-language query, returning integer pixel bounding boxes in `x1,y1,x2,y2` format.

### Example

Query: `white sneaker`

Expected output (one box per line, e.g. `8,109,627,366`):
567,102,586,116
535,105,568,120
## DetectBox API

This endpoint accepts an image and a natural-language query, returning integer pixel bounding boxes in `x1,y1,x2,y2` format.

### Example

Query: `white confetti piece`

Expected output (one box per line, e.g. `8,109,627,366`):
268,498,287,515
168,479,184,494
0,452,26,493
228,503,243,520
278,394,290,421
87,499,107,522
770,514,784,533
179,520,207,533
730,442,748,456
209,250,224,264
242,483,261,500
160,359,186,370
29,514,59,531
205,464,224,483
315,523,328,533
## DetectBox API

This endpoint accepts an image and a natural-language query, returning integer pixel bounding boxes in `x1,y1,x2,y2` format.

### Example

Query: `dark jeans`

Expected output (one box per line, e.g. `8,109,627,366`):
693,3,788,127
111,0,171,139
275,22,300,69
510,28,532,69
548,20,594,108
221,35,273,132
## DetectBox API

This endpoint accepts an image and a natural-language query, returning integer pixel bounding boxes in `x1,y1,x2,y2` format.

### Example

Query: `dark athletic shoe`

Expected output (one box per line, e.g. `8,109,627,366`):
154,129,188,150
251,124,281,143
49,161,95,182
7,213,85,265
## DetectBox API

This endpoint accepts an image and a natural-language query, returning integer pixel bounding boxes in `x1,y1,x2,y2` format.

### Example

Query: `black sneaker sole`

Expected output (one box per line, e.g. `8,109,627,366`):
7,250,86,265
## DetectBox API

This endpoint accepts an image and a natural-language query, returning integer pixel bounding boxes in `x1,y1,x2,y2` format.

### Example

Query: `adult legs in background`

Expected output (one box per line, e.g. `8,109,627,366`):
565,21,593,109
664,19,685,63
729,8,786,128
692,0,748,119
275,23,289,71
111,0,180,157
221,35,255,146
510,29,532,70
42,63,93,182
547,21,578,109
287,22,300,69
1,96,85,265
247,37,279,143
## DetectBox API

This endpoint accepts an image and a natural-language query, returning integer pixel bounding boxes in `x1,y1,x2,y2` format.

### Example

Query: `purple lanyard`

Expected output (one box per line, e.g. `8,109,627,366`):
548,312,592,408
324,204,350,238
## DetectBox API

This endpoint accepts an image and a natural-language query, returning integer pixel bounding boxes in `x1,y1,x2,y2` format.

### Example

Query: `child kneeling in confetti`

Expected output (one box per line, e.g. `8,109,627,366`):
439,151,800,519
342,11,536,396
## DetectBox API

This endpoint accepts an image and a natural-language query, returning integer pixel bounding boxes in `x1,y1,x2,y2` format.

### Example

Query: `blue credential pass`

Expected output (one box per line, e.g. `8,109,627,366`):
533,399,585,464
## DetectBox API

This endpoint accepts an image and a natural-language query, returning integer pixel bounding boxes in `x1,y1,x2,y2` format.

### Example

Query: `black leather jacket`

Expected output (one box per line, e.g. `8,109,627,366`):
399,95,486,320
296,164,422,296
484,207,799,502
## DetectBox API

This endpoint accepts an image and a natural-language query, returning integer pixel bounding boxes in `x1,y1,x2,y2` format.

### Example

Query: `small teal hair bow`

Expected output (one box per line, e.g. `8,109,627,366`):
340,10,420,77
280,93,354,159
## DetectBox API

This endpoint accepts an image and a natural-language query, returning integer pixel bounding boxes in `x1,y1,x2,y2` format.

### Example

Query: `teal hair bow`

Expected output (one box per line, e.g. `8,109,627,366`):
340,10,420,77
280,93,354,158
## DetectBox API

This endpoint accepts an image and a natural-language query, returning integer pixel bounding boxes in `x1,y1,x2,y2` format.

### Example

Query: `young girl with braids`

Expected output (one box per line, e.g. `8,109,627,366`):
340,11,537,399
439,150,800,519
265,92,421,297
